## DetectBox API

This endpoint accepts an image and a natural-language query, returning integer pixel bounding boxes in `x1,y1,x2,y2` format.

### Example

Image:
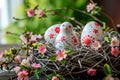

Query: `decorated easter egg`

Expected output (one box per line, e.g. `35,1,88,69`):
44,24,61,46
81,21,104,46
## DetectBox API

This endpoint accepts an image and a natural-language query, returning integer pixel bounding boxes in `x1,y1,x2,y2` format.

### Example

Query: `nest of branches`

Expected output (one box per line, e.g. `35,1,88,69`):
29,31,120,79
1,30,120,80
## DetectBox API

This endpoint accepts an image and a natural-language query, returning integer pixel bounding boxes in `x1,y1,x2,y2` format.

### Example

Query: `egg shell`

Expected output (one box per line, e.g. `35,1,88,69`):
81,21,104,46
44,24,61,46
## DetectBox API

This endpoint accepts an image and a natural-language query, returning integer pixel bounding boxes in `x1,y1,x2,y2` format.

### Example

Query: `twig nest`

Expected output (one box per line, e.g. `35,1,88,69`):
44,24,61,46
55,22,79,50
81,21,104,46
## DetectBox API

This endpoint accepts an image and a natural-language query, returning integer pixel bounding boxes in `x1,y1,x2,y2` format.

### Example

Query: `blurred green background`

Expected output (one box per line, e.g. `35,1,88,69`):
5,0,87,43
4,0,107,44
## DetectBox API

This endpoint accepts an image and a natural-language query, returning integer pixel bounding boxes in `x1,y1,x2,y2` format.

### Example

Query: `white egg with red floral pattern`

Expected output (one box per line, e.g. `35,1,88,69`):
81,21,104,46
44,24,61,46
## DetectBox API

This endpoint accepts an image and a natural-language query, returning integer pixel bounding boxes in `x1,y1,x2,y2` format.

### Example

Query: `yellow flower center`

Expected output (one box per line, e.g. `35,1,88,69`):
59,53,64,58
112,40,117,45
21,73,26,78
94,43,98,47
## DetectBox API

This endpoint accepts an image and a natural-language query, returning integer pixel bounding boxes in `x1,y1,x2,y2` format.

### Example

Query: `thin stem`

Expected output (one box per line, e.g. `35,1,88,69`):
90,0,94,4
71,8,103,24
13,17,30,21
52,11,84,27
6,31,20,36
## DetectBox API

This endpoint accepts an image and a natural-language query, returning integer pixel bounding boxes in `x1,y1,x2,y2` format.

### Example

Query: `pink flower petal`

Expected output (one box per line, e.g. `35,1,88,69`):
87,3,95,12
91,40,101,50
111,47,120,57
56,50,67,61
110,37,119,47
87,68,96,76
37,9,45,17
27,8,35,17
38,45,47,53
52,76,59,80
20,35,27,43
31,63,41,69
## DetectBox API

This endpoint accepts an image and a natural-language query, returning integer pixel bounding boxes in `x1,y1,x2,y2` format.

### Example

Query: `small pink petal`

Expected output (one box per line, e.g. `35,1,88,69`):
52,76,59,80
87,68,96,76
17,70,28,80
110,37,119,47
56,50,67,61
27,8,35,17
14,55,21,64
38,45,47,53
87,3,95,12
91,40,101,50
14,66,20,73
111,47,120,57
31,63,41,69
0,52,4,58
37,9,45,17
20,35,27,43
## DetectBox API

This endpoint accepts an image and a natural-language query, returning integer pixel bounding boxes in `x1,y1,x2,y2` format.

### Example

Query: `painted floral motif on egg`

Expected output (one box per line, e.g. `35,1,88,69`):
81,21,104,46
44,24,61,46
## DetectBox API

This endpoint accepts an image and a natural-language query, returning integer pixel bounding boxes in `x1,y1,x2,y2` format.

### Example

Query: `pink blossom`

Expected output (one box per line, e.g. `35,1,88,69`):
111,47,120,57
37,34,42,39
56,50,67,61
14,55,21,64
29,34,42,42
31,63,41,69
110,37,119,47
26,32,33,36
17,70,28,80
14,66,20,73
29,35,37,42
21,59,30,67
87,3,95,12
20,35,27,43
0,52,4,58
27,8,35,17
51,76,59,80
105,76,114,80
28,50,32,53
37,9,45,18
87,68,96,76
27,57,32,61
91,40,101,50
38,45,47,54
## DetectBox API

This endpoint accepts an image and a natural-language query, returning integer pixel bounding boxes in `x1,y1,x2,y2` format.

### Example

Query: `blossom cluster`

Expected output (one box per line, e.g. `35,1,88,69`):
86,3,101,15
27,8,45,18
110,37,120,57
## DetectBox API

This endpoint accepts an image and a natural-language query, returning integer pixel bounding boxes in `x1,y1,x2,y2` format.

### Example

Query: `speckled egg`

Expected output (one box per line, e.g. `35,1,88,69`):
44,24,61,46
81,21,104,46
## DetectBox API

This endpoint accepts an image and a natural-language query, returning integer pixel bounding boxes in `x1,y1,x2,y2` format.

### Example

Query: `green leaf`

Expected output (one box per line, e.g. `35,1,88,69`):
105,36,110,43
104,64,112,76
58,75,65,80
34,5,39,10
61,59,66,66
102,22,106,29
65,50,71,55
34,73,40,79
49,55,56,61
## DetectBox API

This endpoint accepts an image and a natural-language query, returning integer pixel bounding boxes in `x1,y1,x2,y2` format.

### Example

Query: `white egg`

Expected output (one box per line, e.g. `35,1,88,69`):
44,24,61,46
81,21,104,46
